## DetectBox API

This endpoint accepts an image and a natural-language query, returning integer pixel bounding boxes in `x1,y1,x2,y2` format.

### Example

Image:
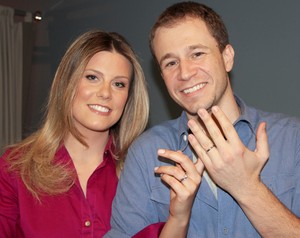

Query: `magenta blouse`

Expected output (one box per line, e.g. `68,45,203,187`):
0,139,118,238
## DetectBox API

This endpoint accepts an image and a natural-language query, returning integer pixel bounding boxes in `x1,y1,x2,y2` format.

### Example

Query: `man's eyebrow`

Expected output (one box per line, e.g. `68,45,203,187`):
188,44,209,51
159,53,174,67
159,44,209,66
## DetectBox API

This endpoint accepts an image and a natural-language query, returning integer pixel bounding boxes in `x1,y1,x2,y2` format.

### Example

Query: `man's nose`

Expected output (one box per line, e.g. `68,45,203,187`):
179,59,196,81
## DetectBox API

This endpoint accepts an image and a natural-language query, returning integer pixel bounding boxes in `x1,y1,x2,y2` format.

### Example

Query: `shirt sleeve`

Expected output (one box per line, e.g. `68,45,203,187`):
105,139,163,237
0,152,19,237
292,132,300,216
132,222,165,238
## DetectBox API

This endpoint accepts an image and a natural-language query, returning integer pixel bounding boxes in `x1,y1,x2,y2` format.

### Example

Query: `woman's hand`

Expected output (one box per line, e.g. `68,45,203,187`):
154,149,204,227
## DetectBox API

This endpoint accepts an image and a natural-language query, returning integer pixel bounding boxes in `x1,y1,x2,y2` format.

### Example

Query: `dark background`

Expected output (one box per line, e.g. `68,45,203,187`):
1,0,300,135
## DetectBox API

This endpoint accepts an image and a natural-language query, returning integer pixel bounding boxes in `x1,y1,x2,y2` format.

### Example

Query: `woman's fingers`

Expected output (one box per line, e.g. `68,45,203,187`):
155,149,202,190
157,149,198,177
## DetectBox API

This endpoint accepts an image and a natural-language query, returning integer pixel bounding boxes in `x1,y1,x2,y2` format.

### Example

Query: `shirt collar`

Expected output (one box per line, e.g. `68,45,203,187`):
176,95,261,145
101,135,115,167
234,95,260,134
178,111,190,151
55,135,115,167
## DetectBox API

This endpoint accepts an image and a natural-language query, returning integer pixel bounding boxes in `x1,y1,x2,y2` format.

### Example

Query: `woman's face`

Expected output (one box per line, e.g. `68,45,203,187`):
72,50,132,137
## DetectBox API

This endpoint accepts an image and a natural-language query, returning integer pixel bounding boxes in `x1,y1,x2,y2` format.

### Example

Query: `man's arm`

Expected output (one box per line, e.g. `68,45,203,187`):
105,146,156,237
234,179,300,237
188,106,300,237
106,128,205,238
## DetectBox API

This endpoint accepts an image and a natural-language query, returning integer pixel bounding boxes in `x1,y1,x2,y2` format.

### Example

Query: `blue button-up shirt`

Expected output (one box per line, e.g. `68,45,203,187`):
106,96,300,238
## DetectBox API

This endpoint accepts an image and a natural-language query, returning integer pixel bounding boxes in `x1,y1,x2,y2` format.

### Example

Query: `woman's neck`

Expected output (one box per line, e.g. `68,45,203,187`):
64,131,110,197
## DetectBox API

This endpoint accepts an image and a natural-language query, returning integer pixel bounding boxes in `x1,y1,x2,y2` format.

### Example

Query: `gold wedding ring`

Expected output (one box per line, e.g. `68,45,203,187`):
206,145,216,153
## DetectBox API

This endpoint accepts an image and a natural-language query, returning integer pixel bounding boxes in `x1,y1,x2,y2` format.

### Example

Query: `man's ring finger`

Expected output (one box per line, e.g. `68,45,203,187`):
206,145,216,153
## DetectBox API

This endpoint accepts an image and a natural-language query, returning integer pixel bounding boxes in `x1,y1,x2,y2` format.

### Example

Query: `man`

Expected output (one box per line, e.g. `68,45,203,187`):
105,2,300,237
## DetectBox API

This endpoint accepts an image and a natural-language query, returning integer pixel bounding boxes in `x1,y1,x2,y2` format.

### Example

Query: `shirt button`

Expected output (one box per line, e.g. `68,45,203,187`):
183,134,187,141
223,227,228,234
84,220,91,227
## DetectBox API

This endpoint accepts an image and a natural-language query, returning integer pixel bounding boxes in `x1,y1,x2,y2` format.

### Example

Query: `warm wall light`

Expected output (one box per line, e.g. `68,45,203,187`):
33,11,42,22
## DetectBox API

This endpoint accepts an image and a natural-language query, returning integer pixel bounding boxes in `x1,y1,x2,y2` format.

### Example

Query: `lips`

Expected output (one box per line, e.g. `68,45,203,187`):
182,82,207,94
88,104,110,113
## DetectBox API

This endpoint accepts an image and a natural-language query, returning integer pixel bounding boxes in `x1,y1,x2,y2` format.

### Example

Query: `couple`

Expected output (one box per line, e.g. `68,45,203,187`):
1,1,300,237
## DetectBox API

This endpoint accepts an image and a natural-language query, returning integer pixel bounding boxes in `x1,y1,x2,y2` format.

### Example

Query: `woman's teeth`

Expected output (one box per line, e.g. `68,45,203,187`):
89,104,109,112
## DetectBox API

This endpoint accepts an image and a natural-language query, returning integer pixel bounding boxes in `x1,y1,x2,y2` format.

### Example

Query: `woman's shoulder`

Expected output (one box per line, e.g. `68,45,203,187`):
0,148,20,189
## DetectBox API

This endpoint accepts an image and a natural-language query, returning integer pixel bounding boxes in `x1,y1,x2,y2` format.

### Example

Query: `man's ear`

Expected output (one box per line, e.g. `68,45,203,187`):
222,44,235,72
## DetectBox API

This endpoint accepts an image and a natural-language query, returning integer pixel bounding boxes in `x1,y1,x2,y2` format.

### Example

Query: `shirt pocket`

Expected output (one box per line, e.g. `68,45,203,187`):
261,173,295,208
150,184,170,220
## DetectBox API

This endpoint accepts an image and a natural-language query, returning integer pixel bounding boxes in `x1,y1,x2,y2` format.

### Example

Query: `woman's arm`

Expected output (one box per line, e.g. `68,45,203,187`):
154,149,204,238
0,153,19,237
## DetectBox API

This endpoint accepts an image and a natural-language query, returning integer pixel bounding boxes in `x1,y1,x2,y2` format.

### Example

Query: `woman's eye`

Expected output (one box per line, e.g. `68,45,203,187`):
86,75,97,81
114,82,125,88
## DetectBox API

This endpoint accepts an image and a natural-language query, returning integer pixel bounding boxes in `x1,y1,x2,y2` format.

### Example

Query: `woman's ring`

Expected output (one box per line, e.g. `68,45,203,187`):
179,174,188,183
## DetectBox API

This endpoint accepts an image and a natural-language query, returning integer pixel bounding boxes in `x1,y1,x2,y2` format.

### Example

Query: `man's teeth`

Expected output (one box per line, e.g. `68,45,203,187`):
183,83,206,94
89,105,109,112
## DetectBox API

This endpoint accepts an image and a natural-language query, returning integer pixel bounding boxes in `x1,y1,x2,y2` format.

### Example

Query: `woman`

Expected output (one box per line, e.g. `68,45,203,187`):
0,30,149,237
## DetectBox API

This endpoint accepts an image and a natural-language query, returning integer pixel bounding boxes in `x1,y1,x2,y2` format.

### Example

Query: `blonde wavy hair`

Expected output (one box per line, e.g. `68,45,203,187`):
6,30,149,199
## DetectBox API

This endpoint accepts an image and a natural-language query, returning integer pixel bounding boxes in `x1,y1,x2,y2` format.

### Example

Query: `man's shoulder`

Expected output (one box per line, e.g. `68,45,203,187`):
237,95,300,129
130,117,184,151
142,117,182,138
253,107,300,129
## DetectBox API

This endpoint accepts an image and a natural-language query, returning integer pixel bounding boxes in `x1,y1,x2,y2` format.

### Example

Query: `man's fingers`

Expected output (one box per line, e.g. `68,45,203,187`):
255,122,270,161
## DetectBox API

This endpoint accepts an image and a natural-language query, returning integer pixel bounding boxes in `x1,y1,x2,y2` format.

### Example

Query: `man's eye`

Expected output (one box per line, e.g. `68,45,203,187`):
193,52,203,58
86,75,97,80
164,60,177,68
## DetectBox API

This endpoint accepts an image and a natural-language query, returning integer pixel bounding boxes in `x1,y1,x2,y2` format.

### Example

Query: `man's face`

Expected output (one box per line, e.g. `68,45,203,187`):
152,17,234,120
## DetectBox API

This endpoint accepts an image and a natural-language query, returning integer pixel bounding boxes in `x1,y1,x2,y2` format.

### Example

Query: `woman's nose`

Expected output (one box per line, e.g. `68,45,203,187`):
96,83,111,99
